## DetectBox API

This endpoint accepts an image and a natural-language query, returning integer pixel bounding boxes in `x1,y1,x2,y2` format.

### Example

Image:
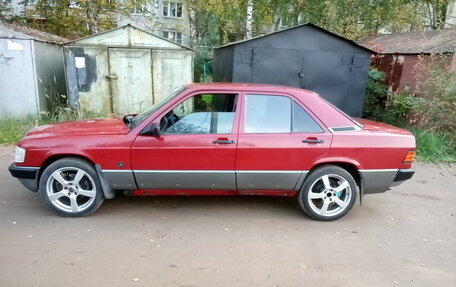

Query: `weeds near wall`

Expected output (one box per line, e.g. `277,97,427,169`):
413,54,456,133
363,68,390,119
412,129,456,162
364,59,456,162
363,68,416,127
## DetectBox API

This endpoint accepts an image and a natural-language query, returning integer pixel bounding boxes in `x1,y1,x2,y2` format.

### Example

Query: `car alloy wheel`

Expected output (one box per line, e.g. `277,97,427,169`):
298,165,357,221
307,174,352,217
39,158,104,217
46,167,97,213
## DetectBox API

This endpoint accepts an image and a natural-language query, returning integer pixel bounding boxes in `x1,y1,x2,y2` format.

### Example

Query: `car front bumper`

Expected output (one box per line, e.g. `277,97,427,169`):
8,163,40,192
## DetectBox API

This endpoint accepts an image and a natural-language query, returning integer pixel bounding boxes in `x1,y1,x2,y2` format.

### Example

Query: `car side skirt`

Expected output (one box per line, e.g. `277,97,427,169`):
102,168,413,195
134,170,237,190
102,169,137,190
125,189,298,196
102,169,308,191
237,170,307,191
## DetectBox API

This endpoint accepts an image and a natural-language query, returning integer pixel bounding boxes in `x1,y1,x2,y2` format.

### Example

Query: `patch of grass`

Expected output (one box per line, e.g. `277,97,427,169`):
412,129,456,163
0,117,37,144
0,107,103,145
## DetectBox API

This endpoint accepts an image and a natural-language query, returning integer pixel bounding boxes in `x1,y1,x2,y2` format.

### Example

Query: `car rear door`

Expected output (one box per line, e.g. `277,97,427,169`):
131,91,240,191
235,92,332,191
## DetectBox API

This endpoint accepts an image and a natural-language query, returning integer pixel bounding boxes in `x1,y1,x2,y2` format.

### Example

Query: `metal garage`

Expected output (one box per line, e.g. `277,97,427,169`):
213,23,373,117
64,24,193,115
0,22,67,117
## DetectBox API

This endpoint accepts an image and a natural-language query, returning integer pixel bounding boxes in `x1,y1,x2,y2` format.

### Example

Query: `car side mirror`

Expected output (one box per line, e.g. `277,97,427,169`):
140,123,161,137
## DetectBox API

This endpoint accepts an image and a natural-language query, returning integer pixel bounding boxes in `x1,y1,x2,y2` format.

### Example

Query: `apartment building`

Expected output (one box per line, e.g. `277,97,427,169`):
1,0,190,45
117,1,190,45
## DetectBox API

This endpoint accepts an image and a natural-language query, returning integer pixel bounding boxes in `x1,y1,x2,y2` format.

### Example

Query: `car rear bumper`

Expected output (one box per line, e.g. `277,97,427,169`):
391,169,415,186
361,168,415,194
9,163,40,192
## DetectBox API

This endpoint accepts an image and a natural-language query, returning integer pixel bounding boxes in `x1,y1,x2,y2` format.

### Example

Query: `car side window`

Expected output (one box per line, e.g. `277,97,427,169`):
292,101,323,133
245,94,323,134
245,94,291,133
161,94,237,135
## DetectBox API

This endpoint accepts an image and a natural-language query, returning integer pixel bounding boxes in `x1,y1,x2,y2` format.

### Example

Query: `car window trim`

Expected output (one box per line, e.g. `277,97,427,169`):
241,92,327,134
146,91,241,136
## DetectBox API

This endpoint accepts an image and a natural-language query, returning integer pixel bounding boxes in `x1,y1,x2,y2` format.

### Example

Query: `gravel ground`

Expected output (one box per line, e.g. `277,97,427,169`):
0,145,455,287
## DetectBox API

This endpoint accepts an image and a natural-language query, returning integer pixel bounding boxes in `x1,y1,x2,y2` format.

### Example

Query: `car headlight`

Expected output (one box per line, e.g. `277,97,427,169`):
14,146,26,163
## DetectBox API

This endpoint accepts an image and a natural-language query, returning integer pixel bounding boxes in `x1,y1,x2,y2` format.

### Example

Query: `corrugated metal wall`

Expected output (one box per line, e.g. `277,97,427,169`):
34,42,67,112
0,38,65,117
214,25,372,117
64,25,193,116
0,39,39,117
371,53,455,94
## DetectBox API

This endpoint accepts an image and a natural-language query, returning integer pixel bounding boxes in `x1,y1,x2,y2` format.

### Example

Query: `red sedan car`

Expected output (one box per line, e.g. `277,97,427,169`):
9,83,415,220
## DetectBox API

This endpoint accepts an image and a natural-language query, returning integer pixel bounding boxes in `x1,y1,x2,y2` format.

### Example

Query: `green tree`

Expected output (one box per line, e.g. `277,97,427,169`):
20,0,154,38
262,0,425,40
246,0,445,40
423,0,453,29
23,0,86,38
0,2,12,21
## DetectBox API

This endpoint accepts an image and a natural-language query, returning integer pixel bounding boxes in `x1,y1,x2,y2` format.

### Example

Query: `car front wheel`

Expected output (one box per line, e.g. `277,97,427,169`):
39,158,104,217
298,165,357,221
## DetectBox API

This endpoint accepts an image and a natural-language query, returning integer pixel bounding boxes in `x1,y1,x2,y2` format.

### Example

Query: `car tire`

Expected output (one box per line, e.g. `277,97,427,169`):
298,165,357,221
38,158,104,217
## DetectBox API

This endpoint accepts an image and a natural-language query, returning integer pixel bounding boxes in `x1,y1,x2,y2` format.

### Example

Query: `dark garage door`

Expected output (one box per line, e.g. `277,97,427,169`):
250,48,364,116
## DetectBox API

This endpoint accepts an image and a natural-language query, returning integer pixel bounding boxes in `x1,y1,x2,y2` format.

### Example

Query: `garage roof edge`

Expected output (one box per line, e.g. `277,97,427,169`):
216,23,375,54
63,24,194,51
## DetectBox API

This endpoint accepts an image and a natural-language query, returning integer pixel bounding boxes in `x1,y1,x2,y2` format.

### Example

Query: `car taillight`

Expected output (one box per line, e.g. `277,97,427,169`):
403,150,416,164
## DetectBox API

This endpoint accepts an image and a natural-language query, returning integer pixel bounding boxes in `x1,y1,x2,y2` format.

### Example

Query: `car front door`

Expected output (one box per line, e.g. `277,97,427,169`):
235,93,332,192
131,92,239,191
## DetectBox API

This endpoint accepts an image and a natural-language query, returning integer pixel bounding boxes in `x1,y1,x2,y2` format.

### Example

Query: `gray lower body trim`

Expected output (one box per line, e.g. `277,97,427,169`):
102,170,137,190
237,170,305,191
359,169,398,194
134,170,236,190
101,169,306,191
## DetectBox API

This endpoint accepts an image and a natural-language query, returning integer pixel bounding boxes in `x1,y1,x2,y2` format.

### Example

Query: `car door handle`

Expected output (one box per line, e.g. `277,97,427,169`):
302,138,324,144
212,139,235,144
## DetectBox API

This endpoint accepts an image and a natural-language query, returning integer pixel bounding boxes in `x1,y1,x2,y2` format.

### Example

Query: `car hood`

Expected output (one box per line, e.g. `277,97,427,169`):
25,118,130,138
355,118,412,136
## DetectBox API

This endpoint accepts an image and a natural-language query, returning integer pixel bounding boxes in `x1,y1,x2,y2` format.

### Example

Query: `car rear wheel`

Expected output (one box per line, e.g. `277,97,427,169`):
298,165,357,221
39,158,104,217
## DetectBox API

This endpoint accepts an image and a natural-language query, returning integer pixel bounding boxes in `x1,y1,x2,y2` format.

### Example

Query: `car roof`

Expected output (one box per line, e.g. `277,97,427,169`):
184,82,318,96
183,82,358,129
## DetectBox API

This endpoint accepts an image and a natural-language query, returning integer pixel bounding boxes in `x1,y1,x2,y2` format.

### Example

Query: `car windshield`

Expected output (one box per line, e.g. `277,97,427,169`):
129,87,187,129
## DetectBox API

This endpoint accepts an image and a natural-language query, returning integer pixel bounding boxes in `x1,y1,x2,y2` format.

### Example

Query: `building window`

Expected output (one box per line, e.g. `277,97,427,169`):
163,31,182,44
163,1,182,18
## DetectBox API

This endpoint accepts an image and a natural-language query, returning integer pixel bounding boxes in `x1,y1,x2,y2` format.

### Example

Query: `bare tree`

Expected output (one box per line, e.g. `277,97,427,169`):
245,0,253,39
